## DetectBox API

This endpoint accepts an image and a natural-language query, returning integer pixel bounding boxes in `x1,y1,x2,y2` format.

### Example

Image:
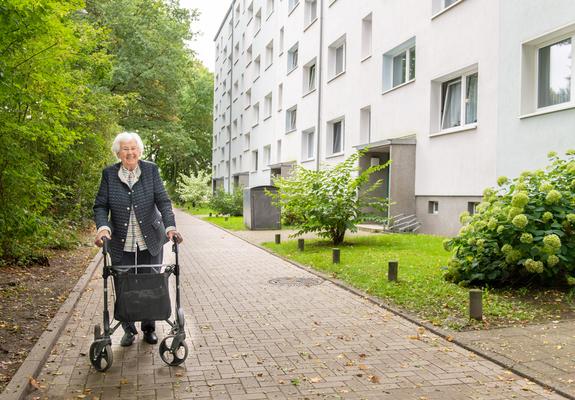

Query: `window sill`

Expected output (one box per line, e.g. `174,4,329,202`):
326,152,344,159
519,103,575,119
431,0,465,20
302,88,317,98
287,66,297,76
266,10,274,21
234,59,239,65
254,28,261,37
253,75,260,83
430,123,477,138
288,2,300,16
265,63,273,71
382,79,415,95
328,0,337,7
360,54,372,63
285,128,297,134
301,157,315,163
244,104,251,110
277,107,282,112
304,17,318,32
264,115,272,121
252,123,259,128
327,70,346,83
246,60,252,68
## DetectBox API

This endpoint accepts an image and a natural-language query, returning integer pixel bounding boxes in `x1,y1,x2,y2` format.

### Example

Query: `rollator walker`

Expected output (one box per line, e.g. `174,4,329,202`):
89,237,188,372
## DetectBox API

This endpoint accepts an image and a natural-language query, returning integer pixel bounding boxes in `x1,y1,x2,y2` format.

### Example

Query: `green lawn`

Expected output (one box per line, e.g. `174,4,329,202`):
202,216,246,231
263,234,574,330
179,204,214,215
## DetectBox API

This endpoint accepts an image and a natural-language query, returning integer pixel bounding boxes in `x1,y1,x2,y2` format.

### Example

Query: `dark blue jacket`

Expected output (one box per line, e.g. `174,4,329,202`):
93,160,176,264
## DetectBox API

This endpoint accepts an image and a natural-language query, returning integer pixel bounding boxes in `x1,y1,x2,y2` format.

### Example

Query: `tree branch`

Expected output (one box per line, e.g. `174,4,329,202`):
11,42,58,70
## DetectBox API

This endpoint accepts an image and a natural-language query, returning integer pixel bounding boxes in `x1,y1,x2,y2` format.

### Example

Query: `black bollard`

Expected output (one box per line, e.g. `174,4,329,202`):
332,248,340,264
388,260,398,282
275,233,281,244
224,216,229,221
209,212,212,217
298,238,305,251
469,289,483,320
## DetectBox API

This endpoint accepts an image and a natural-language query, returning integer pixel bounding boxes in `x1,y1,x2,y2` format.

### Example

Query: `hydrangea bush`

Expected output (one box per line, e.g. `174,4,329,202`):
444,151,575,287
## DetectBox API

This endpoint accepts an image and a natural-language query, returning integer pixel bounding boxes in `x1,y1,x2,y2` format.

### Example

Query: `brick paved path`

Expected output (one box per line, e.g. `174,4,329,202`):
28,210,566,399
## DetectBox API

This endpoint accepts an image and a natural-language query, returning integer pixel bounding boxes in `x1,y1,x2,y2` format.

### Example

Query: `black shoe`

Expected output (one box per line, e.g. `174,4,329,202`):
120,331,135,347
143,331,158,344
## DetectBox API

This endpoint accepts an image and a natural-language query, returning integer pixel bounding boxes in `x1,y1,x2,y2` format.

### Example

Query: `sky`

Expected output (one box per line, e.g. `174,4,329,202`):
179,0,231,72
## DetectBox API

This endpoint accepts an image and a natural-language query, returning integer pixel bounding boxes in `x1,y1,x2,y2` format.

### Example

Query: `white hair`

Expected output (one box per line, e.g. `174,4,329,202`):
111,131,144,158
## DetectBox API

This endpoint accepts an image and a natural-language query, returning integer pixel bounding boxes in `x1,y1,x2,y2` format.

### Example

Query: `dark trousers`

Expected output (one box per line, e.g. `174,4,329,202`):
113,247,163,334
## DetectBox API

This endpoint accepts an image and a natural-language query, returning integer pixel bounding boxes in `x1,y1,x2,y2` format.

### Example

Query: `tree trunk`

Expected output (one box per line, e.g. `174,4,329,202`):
332,228,346,245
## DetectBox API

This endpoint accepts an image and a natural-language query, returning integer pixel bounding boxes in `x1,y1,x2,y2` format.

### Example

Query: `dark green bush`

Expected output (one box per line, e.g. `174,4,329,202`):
209,188,243,216
444,151,575,287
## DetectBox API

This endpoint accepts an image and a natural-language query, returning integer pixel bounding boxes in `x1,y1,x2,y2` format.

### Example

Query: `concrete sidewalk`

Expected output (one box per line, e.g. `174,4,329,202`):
20,210,568,399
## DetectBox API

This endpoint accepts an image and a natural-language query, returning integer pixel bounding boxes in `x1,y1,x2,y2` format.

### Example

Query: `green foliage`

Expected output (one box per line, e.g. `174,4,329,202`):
445,151,575,287
0,0,213,261
268,151,390,245
176,170,212,206
0,0,118,259
209,189,244,217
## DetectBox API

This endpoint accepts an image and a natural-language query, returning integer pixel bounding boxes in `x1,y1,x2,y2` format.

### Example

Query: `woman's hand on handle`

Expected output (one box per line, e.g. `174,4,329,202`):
168,230,183,244
94,230,111,247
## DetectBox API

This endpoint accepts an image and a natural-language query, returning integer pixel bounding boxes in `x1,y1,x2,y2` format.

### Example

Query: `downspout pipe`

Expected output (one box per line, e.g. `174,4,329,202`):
315,0,324,172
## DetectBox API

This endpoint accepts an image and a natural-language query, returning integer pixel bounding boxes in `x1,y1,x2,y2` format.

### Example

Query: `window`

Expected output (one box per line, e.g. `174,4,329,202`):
252,102,260,126
278,83,283,110
241,33,246,53
327,118,344,155
303,58,317,93
538,38,572,108
247,1,254,22
267,0,274,17
233,80,239,100
246,45,253,66
276,139,282,162
239,155,243,171
232,157,236,172
521,26,575,115
440,71,478,130
234,42,240,64
383,37,416,91
360,106,371,144
468,201,479,215
240,115,244,134
328,36,346,79
233,119,238,137
288,0,299,13
252,149,259,171
304,0,317,27
263,145,271,166
254,9,262,35
279,27,284,54
286,105,297,132
428,201,439,215
264,92,273,118
244,132,251,150
235,4,240,22
302,128,315,160
254,55,261,80
266,40,274,68
245,88,252,108
287,43,299,72
361,13,372,59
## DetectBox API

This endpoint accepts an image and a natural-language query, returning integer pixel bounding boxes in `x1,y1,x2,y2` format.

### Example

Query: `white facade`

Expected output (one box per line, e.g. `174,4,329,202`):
213,0,575,236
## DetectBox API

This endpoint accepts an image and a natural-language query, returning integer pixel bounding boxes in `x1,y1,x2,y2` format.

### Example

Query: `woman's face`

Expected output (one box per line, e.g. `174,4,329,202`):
118,139,141,170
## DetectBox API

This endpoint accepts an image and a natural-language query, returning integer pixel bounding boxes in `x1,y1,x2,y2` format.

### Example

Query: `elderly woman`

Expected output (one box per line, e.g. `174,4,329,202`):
93,132,182,347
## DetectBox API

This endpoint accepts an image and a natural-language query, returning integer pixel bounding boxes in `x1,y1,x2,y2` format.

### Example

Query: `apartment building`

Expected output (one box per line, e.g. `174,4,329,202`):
212,0,575,236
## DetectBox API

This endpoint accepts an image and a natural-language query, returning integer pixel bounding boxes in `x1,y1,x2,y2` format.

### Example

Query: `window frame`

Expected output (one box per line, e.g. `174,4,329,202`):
287,43,299,73
520,25,575,118
303,58,317,94
285,105,297,132
328,35,346,81
301,127,315,161
382,37,416,93
326,117,345,156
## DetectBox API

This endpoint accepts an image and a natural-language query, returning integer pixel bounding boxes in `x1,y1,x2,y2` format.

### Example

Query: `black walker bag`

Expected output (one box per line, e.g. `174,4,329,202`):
113,270,172,322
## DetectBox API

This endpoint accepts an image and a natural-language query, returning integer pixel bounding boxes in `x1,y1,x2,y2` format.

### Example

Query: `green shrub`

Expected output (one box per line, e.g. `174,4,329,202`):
209,188,243,216
444,150,575,287
268,150,390,245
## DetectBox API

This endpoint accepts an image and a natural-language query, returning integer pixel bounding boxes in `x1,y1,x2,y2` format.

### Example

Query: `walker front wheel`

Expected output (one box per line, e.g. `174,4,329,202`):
159,336,188,366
